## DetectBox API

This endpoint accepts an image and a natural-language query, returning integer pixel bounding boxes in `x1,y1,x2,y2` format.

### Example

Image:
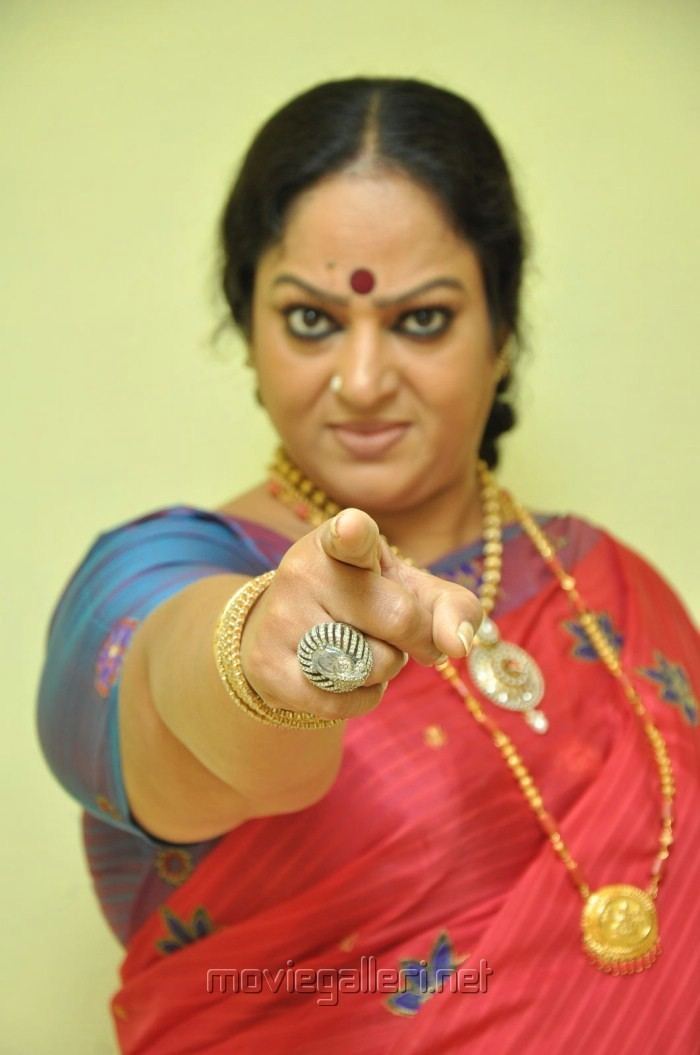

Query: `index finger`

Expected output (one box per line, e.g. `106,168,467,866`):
383,561,483,659
318,509,383,574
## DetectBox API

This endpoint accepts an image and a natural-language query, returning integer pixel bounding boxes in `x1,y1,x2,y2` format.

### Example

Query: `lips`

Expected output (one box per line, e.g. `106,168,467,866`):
329,422,410,458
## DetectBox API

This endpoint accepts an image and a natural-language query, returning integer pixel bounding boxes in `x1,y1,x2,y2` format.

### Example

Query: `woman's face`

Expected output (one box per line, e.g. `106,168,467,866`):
249,168,505,515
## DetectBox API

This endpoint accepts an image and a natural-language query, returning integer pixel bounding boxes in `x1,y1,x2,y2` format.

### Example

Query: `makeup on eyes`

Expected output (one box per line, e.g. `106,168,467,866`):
278,302,457,342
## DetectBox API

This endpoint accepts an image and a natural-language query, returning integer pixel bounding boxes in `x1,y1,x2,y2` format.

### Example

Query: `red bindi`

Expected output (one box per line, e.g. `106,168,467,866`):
349,268,375,294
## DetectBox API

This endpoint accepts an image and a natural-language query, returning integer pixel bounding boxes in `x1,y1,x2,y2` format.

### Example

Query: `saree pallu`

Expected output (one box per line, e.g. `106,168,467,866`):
111,526,700,1054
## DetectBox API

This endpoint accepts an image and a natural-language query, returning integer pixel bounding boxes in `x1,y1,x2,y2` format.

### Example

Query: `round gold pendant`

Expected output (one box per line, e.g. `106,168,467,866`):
581,885,660,974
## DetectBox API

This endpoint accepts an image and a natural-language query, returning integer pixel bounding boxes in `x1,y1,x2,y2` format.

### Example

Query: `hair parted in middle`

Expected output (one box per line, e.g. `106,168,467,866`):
219,77,528,467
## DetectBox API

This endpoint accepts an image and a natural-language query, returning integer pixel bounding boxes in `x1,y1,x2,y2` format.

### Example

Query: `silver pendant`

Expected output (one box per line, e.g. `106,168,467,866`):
468,617,548,733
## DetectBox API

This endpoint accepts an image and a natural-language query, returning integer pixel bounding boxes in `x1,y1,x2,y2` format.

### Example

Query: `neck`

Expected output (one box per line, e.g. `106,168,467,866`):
352,471,484,567
269,447,495,567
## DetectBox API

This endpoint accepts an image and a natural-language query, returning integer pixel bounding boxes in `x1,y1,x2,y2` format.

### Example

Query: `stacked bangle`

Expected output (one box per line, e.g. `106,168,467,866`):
213,571,343,730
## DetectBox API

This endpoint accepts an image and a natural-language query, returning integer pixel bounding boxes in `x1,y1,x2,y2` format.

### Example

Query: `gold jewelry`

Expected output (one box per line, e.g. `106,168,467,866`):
270,448,549,733
214,571,342,730
468,462,548,732
436,493,673,974
266,448,675,973
329,374,343,394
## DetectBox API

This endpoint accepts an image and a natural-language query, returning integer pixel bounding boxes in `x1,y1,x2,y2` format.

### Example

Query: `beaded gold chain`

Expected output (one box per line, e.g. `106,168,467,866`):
271,450,550,732
267,447,675,974
268,447,504,614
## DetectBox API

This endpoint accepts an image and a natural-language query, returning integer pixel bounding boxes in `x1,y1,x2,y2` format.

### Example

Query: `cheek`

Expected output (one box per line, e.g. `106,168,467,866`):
250,329,291,399
414,353,492,408
422,365,496,437
255,352,327,423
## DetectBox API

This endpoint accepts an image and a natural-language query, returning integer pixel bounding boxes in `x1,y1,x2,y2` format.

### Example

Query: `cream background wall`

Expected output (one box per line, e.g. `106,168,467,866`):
3,0,698,1050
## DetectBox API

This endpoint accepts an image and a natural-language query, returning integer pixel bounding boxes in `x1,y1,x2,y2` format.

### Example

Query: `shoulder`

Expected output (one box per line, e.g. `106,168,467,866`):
536,510,698,654
80,503,274,581
500,506,605,578
548,511,689,603
527,510,605,569
47,503,285,640
503,505,694,619
92,500,292,560
532,509,690,607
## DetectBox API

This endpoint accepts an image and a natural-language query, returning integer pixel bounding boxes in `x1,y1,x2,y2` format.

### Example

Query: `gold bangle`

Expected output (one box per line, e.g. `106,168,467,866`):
213,571,342,730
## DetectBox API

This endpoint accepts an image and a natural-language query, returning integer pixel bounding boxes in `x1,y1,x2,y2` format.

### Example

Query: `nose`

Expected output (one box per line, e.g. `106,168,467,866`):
332,322,399,409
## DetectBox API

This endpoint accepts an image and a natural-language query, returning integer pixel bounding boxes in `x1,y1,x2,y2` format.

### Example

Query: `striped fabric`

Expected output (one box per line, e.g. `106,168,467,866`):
37,507,700,1052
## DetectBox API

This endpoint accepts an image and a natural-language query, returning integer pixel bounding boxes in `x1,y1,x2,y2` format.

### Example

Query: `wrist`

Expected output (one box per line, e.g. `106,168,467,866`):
214,572,342,731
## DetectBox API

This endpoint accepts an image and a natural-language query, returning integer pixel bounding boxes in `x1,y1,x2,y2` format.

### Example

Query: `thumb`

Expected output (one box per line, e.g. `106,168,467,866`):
319,508,382,574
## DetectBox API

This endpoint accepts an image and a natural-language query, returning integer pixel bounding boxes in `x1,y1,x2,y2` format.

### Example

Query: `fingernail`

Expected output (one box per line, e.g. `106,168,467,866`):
331,511,345,538
457,621,475,657
401,651,410,669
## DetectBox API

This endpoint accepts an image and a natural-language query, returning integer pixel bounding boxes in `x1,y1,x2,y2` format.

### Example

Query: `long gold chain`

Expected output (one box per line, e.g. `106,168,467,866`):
268,448,504,615
267,448,675,973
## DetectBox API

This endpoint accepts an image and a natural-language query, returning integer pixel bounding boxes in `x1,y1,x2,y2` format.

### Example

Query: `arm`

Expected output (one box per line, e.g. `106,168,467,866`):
122,573,346,844
123,509,483,845
37,507,297,847
38,506,480,848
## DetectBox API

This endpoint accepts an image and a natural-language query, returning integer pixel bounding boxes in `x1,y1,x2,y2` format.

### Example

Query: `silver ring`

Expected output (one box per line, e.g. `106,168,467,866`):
297,622,373,693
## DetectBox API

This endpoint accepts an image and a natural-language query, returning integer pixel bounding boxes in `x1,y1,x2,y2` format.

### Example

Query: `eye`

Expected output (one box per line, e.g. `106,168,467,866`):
397,307,453,339
283,306,337,341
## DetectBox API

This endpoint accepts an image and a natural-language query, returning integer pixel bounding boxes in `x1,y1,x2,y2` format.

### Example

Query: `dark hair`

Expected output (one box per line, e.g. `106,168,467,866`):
219,77,528,467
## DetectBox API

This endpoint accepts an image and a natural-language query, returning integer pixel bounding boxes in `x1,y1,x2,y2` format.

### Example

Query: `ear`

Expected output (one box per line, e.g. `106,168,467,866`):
492,333,511,387
494,356,510,383
494,325,511,354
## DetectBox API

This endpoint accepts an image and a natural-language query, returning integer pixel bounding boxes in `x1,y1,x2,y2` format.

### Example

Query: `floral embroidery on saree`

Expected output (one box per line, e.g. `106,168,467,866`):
155,905,216,955
638,651,698,726
385,931,466,1017
564,611,623,662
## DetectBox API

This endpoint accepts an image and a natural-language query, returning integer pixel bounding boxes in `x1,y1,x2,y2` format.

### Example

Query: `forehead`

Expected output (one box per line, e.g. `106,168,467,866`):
257,169,480,288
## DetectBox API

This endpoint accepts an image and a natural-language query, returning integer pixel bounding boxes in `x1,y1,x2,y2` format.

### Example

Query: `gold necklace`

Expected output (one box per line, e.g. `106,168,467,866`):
266,448,675,974
269,449,549,734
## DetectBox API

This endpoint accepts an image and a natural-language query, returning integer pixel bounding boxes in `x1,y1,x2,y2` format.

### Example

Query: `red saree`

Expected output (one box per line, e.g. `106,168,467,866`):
110,518,700,1053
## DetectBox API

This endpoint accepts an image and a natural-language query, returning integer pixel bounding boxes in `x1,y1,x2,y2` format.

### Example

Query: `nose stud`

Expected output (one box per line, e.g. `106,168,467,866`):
329,374,343,394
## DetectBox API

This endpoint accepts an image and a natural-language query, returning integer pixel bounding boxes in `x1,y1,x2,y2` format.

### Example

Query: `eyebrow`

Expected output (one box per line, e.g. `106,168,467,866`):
271,274,466,308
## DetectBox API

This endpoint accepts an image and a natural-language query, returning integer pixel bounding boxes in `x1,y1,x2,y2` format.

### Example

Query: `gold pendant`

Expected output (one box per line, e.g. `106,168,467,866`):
468,617,548,732
581,884,660,974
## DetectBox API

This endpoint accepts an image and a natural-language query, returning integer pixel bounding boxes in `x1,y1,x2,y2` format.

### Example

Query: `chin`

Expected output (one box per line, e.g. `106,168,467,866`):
320,462,427,514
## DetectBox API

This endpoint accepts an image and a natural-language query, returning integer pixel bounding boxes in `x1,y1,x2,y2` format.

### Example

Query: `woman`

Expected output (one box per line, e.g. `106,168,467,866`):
37,78,700,1053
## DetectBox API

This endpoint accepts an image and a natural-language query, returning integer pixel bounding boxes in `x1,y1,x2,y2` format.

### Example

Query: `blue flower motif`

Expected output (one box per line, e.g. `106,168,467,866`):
564,612,623,662
386,931,465,1017
156,905,215,955
638,652,698,726
443,561,482,594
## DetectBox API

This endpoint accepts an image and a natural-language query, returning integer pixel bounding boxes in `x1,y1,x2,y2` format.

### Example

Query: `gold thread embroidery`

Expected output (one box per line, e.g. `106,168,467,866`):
155,848,194,887
424,724,448,749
